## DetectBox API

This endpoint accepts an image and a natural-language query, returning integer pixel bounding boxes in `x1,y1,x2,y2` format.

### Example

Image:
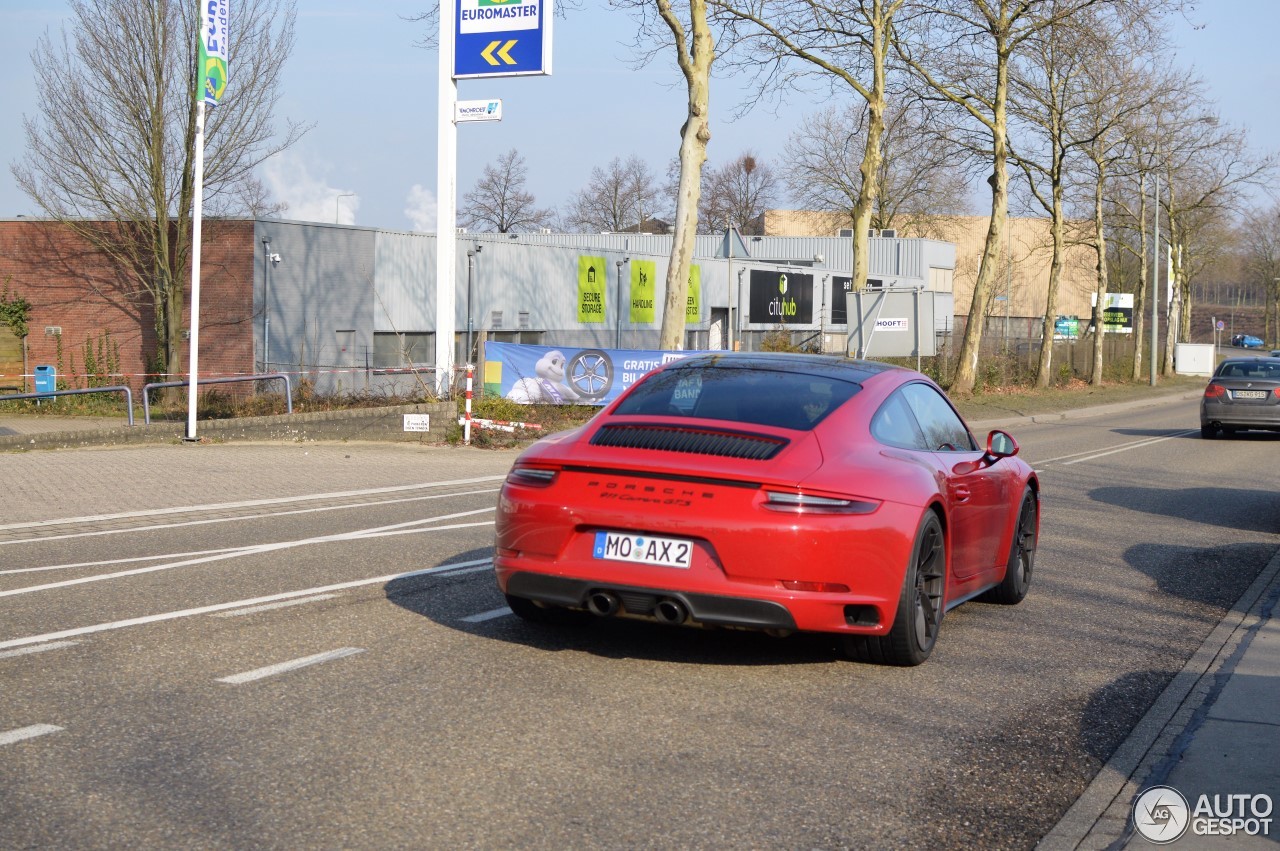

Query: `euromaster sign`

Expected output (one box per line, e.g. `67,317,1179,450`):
455,0,552,79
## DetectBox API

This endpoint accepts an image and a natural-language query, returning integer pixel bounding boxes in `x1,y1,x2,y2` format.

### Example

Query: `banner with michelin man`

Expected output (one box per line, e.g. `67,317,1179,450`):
483,342,692,405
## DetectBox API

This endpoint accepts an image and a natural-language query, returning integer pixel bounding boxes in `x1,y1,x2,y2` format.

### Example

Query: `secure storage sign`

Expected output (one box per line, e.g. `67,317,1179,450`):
455,0,552,78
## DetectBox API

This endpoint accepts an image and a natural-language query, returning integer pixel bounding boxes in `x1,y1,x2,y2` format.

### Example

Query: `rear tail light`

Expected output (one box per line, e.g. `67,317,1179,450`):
506,466,558,487
764,491,880,514
1203,384,1226,399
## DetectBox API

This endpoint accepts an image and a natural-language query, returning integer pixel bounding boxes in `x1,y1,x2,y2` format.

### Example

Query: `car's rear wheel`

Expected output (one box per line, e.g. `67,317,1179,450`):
982,486,1037,605
842,511,945,666
1201,423,1217,439
504,594,589,626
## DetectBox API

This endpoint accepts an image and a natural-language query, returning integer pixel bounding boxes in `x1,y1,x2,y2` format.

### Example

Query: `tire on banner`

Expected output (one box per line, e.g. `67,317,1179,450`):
566,349,614,400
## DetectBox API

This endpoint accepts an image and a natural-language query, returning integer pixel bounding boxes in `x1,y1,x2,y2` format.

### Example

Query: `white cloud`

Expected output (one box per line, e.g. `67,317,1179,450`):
262,153,358,224
404,184,437,232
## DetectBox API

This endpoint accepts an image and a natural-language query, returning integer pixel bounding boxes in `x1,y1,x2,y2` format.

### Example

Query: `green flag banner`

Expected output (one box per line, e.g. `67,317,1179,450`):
577,256,606,323
198,0,230,106
630,260,656,324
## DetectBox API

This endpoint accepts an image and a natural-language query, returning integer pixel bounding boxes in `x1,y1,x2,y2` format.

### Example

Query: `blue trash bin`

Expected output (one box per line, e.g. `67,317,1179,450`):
34,365,56,398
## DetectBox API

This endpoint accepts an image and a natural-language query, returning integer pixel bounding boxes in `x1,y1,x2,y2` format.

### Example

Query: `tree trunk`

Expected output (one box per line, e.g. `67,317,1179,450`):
658,0,714,351
1036,180,1065,387
1131,179,1149,381
951,44,1010,395
849,18,890,298
1090,168,1108,386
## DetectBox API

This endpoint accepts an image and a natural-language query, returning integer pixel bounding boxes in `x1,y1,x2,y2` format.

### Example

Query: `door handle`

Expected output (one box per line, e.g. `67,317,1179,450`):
952,486,971,503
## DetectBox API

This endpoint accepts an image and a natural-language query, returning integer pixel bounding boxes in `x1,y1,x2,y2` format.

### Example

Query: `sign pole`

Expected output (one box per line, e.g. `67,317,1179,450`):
435,0,458,398
187,0,228,441
186,100,205,441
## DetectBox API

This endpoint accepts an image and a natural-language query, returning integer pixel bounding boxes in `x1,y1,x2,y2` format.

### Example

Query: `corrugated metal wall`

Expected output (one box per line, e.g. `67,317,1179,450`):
254,220,955,393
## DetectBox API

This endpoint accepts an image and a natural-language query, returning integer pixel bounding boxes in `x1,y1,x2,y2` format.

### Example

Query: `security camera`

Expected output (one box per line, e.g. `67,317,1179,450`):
814,253,825,264
269,253,281,265
475,244,483,253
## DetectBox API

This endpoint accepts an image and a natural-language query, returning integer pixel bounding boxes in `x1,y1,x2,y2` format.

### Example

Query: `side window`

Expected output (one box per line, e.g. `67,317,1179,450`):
902,383,976,452
870,390,928,450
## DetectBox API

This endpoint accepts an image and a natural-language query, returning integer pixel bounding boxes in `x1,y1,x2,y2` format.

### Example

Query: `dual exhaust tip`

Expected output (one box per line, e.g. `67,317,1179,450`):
586,591,688,625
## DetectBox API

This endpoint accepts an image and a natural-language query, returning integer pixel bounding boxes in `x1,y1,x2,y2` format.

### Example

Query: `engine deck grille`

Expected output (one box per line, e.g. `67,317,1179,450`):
590,423,786,460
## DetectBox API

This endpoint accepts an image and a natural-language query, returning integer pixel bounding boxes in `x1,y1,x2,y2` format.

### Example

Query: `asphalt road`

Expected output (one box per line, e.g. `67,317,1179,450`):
2,397,1277,849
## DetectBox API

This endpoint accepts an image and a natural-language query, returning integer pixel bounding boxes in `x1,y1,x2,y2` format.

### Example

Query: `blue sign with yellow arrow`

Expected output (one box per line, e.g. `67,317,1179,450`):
454,0,552,79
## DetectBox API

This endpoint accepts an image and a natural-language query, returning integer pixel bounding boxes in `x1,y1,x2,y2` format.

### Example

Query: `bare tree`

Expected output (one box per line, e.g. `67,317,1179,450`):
1239,203,1280,342
895,0,1119,394
564,155,660,232
699,151,778,234
710,0,905,296
460,149,557,233
11,0,307,380
1159,111,1274,371
621,0,716,350
784,99,971,235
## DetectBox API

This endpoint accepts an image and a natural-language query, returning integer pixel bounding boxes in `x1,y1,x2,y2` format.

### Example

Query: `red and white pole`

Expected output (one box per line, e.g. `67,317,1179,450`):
464,363,473,445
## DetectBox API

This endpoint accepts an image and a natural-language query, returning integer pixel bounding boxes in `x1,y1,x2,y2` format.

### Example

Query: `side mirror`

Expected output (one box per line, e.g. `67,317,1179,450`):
986,429,1019,459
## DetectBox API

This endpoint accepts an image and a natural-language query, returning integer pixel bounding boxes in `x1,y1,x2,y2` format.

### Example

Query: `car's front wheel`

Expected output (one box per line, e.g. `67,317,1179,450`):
842,511,945,666
982,486,1037,605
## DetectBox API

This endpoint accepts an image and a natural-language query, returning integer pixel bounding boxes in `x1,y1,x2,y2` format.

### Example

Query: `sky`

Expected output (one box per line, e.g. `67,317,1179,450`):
1,1,1277,232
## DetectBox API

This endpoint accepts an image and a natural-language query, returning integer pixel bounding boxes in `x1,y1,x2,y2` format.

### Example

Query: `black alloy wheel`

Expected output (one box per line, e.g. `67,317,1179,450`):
982,486,1037,605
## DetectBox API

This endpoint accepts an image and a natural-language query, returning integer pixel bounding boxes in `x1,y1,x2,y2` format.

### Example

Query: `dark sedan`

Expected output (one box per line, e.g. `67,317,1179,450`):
1200,357,1280,438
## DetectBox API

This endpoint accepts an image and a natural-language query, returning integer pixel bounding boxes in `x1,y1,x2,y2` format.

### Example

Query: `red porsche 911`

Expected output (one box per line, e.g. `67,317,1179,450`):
494,353,1039,666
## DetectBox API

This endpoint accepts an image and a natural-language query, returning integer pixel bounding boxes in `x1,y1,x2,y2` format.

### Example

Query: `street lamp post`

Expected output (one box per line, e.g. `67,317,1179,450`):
615,257,625,349
335,193,354,224
466,244,481,362
261,235,271,371
1150,156,1160,386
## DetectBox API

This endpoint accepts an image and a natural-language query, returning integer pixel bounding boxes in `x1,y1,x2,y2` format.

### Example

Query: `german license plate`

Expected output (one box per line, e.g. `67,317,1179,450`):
593,531,693,568
1233,390,1268,400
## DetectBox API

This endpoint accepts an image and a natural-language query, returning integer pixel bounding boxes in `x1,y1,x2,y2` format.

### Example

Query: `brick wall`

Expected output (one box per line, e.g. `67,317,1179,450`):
0,219,254,393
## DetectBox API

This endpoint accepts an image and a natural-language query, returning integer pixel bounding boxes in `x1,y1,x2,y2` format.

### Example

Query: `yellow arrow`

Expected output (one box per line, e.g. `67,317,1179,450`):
481,40,518,66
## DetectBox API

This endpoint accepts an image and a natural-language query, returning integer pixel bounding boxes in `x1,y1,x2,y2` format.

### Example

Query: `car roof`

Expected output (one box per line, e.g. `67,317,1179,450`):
662,352,907,385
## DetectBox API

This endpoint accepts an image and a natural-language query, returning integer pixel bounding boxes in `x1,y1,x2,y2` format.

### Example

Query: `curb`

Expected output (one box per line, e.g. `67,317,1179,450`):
1037,549,1280,849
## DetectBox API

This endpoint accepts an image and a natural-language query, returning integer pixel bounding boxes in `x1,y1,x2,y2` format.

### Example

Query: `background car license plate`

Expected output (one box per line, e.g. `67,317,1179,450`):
593,531,693,568
1233,390,1268,399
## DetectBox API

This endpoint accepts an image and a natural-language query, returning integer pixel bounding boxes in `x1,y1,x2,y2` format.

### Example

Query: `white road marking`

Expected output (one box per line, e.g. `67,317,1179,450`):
461,607,512,623
0,547,245,576
0,640,79,660
0,475,506,533
0,724,63,746
434,565,493,578
1059,432,1195,465
0,487,501,548
1031,431,1194,466
0,558,494,652
211,594,339,618
216,647,364,685
0,512,495,599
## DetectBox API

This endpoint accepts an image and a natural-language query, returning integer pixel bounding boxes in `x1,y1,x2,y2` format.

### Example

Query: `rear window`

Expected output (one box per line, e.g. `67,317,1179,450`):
613,366,860,430
1216,361,1280,380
